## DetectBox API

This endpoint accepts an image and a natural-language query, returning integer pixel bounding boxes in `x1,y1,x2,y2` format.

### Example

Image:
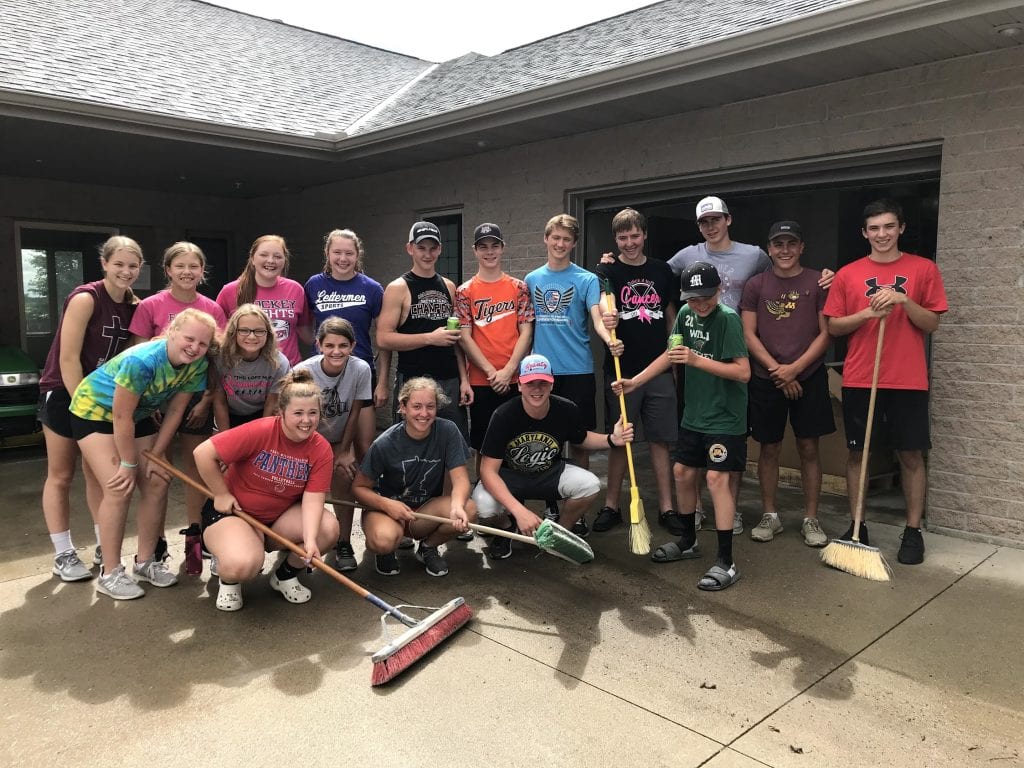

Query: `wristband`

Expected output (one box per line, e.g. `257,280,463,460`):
606,433,616,448
120,459,139,469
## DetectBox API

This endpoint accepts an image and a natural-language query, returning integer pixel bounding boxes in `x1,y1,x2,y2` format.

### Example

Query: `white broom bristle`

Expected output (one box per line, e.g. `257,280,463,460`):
629,517,651,555
820,540,892,581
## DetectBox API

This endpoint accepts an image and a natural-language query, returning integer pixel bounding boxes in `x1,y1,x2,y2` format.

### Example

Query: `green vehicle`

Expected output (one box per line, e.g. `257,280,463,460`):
0,346,41,437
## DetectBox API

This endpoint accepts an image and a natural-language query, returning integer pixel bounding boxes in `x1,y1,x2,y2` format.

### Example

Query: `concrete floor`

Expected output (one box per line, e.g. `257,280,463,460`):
1,439,1022,767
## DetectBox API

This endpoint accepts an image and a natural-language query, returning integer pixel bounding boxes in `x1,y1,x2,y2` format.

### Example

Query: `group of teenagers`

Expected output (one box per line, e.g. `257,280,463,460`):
38,193,946,608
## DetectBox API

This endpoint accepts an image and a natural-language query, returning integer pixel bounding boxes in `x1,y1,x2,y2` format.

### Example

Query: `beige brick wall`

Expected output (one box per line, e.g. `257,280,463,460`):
271,46,1024,542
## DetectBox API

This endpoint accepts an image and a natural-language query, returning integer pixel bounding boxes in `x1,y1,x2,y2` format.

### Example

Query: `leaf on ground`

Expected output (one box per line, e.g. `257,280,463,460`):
789,746,804,754
699,682,717,690
769,726,780,733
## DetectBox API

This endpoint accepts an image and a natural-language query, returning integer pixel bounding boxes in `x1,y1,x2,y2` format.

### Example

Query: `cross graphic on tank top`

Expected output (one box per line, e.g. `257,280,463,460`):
98,315,128,365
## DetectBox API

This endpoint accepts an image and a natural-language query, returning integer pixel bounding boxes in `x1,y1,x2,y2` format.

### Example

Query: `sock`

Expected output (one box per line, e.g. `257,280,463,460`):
766,512,779,520
219,579,239,586
180,523,201,536
716,529,733,567
94,524,101,546
50,530,73,556
681,512,697,539
275,558,302,581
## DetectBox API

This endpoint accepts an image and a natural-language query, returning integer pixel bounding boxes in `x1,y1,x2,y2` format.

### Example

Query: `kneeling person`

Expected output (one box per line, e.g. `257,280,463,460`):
473,354,633,559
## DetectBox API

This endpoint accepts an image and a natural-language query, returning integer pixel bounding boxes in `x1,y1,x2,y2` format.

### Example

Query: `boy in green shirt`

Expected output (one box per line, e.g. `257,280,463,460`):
613,262,750,591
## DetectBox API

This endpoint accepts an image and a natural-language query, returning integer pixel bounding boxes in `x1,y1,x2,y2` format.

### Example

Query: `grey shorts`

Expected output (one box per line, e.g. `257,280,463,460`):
604,370,677,443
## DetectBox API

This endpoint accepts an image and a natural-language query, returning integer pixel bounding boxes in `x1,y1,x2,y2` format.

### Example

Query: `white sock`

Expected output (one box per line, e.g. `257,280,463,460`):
767,512,779,520
50,530,73,556
94,524,101,546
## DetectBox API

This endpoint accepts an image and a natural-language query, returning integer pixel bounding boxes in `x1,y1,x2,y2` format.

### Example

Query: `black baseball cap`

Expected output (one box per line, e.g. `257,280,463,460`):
473,223,504,245
408,221,441,244
768,220,803,241
679,261,722,300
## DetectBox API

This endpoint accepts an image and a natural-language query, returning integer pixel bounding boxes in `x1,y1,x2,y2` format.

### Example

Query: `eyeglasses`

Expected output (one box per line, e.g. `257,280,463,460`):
237,328,268,337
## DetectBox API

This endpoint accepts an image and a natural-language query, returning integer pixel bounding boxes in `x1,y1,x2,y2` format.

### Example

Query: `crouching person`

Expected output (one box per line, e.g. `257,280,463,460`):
193,369,340,612
472,354,633,559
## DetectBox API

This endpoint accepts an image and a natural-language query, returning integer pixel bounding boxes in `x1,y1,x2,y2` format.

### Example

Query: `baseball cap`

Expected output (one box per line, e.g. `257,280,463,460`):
679,261,722,300
473,223,504,245
768,220,803,241
695,196,729,220
408,221,441,244
519,354,555,384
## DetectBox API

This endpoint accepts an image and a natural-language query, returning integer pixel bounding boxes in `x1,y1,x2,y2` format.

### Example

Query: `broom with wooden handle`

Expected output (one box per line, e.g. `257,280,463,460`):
142,451,472,685
819,317,892,581
601,282,651,556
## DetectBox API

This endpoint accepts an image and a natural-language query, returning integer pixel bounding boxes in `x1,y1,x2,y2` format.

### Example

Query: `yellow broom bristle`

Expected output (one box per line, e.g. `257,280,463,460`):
820,539,892,582
628,488,650,555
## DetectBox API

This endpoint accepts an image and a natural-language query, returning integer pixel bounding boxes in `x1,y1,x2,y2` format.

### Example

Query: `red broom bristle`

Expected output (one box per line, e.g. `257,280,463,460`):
371,603,473,686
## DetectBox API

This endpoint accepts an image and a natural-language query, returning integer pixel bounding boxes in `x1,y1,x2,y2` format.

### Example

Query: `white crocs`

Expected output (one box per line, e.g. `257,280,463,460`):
270,573,311,604
216,580,243,612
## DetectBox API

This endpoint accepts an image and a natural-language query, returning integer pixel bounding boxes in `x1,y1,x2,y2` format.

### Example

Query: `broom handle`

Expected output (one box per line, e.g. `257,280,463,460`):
142,450,381,600
853,316,886,541
603,291,639,488
326,498,538,546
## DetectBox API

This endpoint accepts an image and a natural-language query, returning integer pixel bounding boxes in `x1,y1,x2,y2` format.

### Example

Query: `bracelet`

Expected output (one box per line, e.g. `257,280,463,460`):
120,459,139,468
606,433,616,448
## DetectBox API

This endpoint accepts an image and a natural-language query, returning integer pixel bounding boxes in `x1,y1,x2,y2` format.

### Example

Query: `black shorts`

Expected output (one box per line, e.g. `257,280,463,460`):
175,392,215,437
201,498,276,552
469,385,518,450
748,366,836,444
227,409,265,429
69,412,159,440
361,366,378,407
552,374,596,431
842,387,931,452
38,387,73,438
671,427,747,472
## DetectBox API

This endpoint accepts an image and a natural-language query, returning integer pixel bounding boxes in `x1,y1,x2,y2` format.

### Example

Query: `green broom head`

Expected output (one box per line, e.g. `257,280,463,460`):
820,539,892,582
371,597,473,685
628,486,651,555
534,519,594,564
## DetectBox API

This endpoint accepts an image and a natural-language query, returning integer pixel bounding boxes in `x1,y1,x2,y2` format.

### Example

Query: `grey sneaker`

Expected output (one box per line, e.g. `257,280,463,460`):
801,518,828,548
334,541,358,572
750,513,783,542
732,511,744,536
209,556,219,577
93,545,103,569
96,565,145,600
52,551,92,582
132,557,179,588
694,509,704,531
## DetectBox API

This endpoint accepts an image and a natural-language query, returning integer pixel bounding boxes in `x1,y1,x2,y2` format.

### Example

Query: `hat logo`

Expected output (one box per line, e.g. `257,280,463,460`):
699,203,713,213
480,226,492,234
689,275,703,288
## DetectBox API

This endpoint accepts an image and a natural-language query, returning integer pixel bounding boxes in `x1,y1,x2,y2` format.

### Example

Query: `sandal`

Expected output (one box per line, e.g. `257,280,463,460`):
651,540,700,563
215,580,243,612
658,510,686,536
698,562,740,591
269,573,312,604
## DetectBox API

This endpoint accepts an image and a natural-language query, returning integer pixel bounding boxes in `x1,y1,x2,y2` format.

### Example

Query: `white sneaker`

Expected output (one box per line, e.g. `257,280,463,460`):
96,565,145,600
53,551,92,582
216,580,243,612
801,518,828,548
750,513,783,542
133,557,178,588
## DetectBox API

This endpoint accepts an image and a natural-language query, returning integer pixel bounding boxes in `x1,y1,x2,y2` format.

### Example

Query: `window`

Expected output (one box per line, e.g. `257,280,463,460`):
424,213,463,283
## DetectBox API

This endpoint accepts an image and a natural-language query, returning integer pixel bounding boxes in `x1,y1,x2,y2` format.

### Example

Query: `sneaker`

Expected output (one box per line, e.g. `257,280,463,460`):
694,509,704,532
397,536,415,550
593,506,623,532
334,541,358,572
209,556,219,577
839,521,870,547
93,545,103,569
455,530,474,542
543,501,560,522
52,551,92,582
732,511,744,536
375,552,401,576
801,518,828,548
96,565,145,600
488,526,514,560
154,536,169,563
897,526,925,565
415,542,449,577
750,513,783,542
180,527,203,576
132,557,179,588
215,580,243,612
571,515,590,539
269,573,311,603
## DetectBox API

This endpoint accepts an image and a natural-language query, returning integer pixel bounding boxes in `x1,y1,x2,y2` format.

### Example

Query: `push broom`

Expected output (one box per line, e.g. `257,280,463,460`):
819,317,892,581
601,281,651,556
327,499,593,564
143,451,472,685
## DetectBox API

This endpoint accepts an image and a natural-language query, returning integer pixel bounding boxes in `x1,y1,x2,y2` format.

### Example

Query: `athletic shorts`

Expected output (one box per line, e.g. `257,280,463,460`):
552,374,596,431
604,370,677,443
38,387,73,438
842,387,931,452
471,462,601,521
175,391,215,437
201,498,277,552
748,366,836,444
362,366,378,407
69,412,158,441
469,384,518,450
671,427,747,472
393,373,469,445
227,409,264,429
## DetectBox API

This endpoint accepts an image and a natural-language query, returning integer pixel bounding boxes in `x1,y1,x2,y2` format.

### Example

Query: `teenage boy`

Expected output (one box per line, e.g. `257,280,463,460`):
472,354,633,559
614,262,750,591
526,213,619,535
456,223,534,464
377,221,471,441
593,208,679,533
740,221,834,547
824,199,947,565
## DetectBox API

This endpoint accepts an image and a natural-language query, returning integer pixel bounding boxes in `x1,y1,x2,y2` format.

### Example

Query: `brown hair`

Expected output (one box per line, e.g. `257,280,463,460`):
162,241,207,289
220,304,279,369
316,316,355,345
278,368,321,411
397,376,450,409
236,235,290,306
99,235,142,304
322,229,365,274
612,208,646,235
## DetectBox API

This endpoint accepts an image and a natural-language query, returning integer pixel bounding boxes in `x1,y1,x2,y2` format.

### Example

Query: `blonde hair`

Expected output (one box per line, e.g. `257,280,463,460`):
397,376,450,409
544,214,579,240
99,236,142,304
278,368,321,411
164,308,218,357
162,241,207,289
221,304,279,369
322,229,365,274
237,235,290,306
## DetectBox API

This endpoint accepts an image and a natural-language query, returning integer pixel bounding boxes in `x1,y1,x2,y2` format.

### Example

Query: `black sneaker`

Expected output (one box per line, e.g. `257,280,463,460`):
571,516,590,539
154,535,169,563
897,526,925,565
415,543,449,577
658,510,687,537
593,506,623,532
543,501,560,523
334,541,358,572
488,523,515,560
455,530,474,542
374,552,400,576
838,521,870,547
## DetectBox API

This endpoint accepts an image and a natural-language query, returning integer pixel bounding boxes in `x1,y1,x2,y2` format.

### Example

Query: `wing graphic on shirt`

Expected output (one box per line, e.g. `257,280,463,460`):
534,285,575,315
